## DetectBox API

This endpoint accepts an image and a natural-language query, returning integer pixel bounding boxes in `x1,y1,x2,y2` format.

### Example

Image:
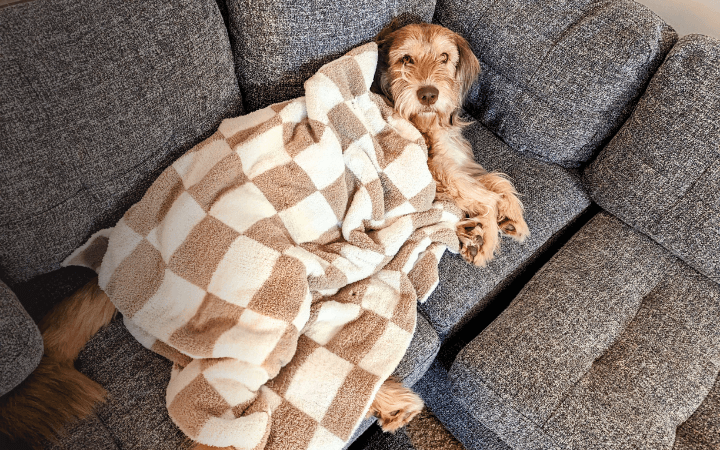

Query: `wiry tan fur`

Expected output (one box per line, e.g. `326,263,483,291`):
0,279,116,447
374,22,529,265
367,377,424,433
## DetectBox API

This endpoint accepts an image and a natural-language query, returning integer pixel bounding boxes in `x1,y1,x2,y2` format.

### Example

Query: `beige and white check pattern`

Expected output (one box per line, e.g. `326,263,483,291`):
65,42,461,450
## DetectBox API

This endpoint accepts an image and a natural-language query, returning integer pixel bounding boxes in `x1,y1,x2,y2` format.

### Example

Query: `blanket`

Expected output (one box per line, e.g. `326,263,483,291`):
64,42,461,450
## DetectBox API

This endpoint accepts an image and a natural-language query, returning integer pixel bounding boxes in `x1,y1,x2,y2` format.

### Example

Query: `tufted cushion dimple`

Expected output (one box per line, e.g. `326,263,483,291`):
584,34,720,284
0,0,243,287
434,0,677,168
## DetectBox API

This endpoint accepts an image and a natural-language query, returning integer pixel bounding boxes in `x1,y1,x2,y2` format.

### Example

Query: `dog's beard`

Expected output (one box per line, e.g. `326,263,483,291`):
388,76,459,128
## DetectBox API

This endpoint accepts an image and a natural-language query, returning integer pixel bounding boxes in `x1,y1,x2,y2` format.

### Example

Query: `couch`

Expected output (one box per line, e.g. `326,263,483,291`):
0,0,717,449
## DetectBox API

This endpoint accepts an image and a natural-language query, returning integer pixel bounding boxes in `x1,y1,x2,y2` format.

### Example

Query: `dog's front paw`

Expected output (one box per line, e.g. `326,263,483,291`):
456,217,497,266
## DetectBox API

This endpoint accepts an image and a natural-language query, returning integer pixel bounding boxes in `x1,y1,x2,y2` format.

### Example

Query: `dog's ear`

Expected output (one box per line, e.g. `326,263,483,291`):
372,19,404,98
454,33,481,100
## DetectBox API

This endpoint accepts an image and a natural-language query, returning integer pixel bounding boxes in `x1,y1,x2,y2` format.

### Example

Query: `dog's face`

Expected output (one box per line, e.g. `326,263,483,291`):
375,23,480,126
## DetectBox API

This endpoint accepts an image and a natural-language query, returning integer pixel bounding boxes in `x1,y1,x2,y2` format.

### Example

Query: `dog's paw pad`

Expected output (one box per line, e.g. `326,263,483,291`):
457,222,493,267
468,244,478,259
499,217,529,241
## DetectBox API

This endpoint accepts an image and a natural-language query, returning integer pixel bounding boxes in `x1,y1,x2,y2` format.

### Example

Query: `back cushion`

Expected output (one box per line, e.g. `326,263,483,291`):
435,0,677,168
222,0,436,112
584,35,720,284
0,0,243,285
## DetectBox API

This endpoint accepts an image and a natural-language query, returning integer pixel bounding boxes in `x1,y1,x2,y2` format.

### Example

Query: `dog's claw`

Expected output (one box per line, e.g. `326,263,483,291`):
469,245,478,258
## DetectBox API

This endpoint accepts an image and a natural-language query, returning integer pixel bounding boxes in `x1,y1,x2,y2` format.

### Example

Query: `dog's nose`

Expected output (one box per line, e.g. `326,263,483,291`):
417,86,439,106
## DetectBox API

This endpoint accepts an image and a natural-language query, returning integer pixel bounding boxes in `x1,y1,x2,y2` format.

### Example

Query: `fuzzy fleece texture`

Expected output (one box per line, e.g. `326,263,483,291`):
64,42,461,450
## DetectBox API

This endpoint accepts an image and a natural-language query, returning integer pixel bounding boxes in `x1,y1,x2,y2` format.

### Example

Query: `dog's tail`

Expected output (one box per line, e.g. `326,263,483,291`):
0,279,116,446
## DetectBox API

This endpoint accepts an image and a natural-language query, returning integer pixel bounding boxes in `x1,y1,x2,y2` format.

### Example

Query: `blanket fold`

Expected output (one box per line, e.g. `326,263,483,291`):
64,42,461,450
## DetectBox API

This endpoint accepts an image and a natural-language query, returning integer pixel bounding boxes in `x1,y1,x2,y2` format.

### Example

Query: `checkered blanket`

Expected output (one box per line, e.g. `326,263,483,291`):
64,42,461,450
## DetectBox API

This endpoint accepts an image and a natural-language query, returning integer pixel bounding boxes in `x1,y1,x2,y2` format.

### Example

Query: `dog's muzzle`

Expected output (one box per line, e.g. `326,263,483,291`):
417,85,439,106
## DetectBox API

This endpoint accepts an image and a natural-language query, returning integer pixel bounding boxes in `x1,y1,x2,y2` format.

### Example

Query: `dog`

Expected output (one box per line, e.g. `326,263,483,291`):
0,22,527,449
373,22,529,265
358,21,532,435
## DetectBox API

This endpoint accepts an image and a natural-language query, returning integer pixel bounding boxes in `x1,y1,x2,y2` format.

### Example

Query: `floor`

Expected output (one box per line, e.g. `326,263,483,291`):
635,0,720,38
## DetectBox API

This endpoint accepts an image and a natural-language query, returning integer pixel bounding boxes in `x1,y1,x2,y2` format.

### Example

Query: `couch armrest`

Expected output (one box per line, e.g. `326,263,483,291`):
0,279,43,396
584,34,720,284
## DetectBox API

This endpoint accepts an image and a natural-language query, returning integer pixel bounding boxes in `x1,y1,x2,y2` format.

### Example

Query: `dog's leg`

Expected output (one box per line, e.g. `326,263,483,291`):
476,172,529,241
0,279,116,446
39,279,117,361
367,377,424,433
425,127,503,265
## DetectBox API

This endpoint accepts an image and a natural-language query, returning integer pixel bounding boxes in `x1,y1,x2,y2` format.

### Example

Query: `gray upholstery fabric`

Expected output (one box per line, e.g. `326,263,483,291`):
43,413,118,450
450,212,720,449
0,280,43,396
584,35,720,284
434,0,677,167
419,121,591,338
0,0,243,286
674,373,720,450
54,312,439,449
361,427,417,450
222,0,436,112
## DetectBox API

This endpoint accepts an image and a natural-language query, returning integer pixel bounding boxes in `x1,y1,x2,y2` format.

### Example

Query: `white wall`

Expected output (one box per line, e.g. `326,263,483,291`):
635,0,720,38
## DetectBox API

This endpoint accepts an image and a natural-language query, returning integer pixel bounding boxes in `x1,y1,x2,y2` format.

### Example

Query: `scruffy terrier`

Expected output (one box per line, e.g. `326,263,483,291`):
365,22,529,431
373,22,529,265
0,22,528,448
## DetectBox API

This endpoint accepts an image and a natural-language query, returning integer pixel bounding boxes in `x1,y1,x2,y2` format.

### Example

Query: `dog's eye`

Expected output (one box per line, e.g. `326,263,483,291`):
402,55,414,65
440,53,449,64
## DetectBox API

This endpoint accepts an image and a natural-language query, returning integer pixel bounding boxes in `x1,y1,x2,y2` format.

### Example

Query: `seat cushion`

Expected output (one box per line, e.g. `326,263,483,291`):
0,280,43,396
221,0,436,112
434,0,676,167
0,0,242,287
53,312,439,449
584,35,720,284
449,212,720,449
419,121,591,339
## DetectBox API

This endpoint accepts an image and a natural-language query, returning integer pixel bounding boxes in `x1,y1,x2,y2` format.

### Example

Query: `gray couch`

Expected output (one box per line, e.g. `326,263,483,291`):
1,0,717,449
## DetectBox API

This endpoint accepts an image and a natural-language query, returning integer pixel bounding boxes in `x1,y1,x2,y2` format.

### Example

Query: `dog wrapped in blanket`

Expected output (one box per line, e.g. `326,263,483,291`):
0,42,465,450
